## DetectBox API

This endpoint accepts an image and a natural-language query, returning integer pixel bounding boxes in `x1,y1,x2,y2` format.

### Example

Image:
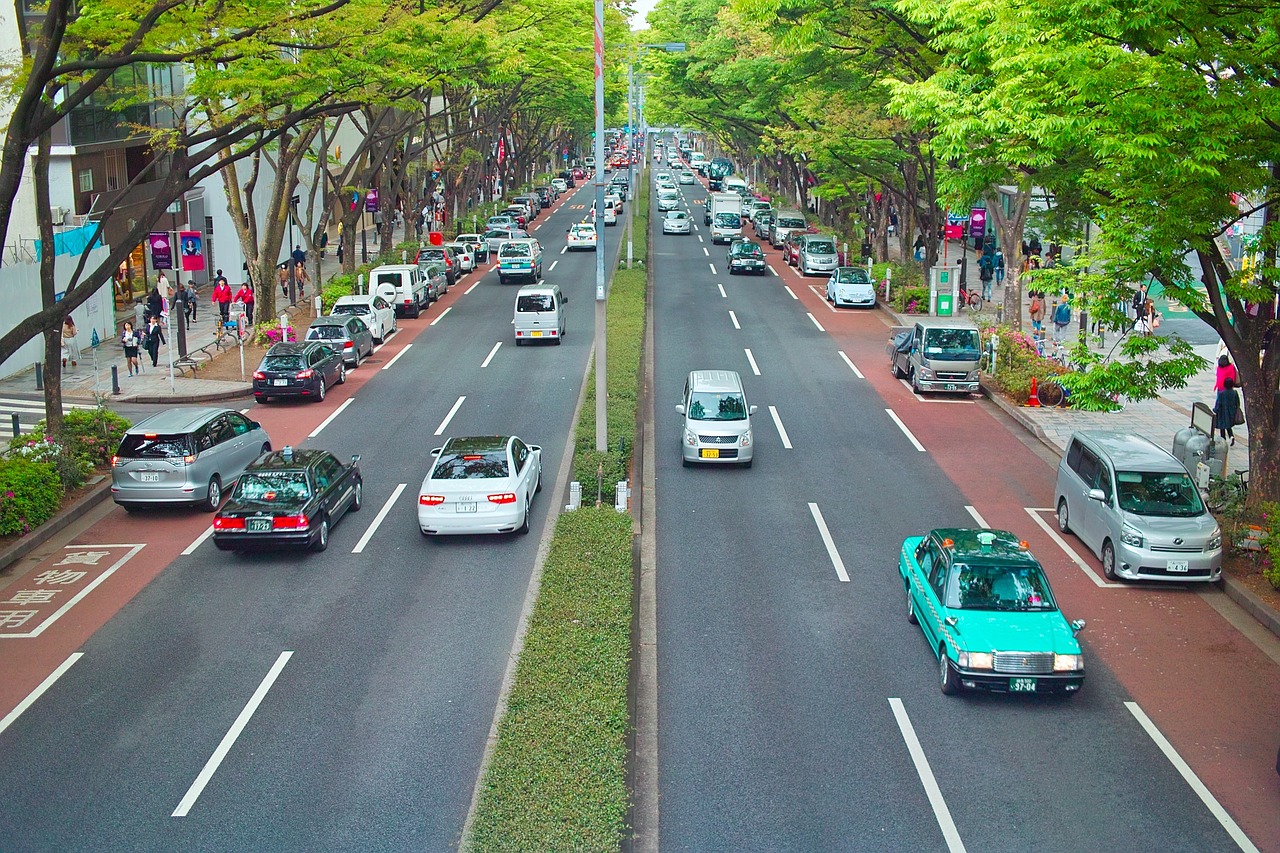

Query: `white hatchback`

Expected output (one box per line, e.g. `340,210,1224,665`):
446,241,475,272
330,294,398,342
418,435,543,536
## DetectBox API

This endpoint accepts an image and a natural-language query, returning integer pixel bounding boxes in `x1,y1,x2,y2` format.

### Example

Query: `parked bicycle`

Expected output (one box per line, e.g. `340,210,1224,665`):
957,282,983,311
1206,467,1249,514
1035,377,1068,407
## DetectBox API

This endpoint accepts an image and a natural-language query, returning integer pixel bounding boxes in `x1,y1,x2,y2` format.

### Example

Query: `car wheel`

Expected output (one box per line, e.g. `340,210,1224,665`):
202,476,222,512
1102,540,1118,580
351,478,363,512
1056,498,1071,533
517,503,531,535
939,646,960,695
312,517,330,552
535,470,543,493
258,395,271,404
410,303,421,319
316,378,326,401
337,363,346,385
261,442,272,455
910,370,922,394
907,588,918,624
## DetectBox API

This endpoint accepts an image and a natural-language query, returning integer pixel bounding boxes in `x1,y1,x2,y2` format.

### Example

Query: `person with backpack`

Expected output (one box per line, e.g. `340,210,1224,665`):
1028,290,1045,338
977,248,995,301
1052,293,1073,342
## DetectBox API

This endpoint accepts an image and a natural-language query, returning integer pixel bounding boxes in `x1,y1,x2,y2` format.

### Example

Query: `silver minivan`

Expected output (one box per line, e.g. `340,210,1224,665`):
677,370,757,468
112,407,272,511
1055,431,1222,582
798,234,839,275
513,283,567,345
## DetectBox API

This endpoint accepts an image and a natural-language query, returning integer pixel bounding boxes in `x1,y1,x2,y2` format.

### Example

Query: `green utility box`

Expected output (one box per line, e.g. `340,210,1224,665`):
937,292,954,316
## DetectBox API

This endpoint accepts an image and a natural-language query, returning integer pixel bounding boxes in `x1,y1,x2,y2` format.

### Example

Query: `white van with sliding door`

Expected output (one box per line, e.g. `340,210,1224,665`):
512,283,567,345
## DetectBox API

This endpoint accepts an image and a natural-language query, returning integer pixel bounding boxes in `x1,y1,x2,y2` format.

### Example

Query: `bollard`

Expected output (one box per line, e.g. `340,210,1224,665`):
34,361,42,390
10,413,18,437
111,364,120,395
566,481,582,512
358,273,365,296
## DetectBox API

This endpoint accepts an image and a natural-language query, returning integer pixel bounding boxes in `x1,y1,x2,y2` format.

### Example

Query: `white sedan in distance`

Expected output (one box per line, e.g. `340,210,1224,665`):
446,241,475,273
662,210,692,234
329,294,397,342
567,222,598,250
456,233,489,263
418,435,543,536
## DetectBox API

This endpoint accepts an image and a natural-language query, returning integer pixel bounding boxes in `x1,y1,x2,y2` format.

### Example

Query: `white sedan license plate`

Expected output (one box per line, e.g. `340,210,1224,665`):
273,379,289,386
457,502,477,513
1166,560,1190,572
1010,678,1037,692
140,472,161,482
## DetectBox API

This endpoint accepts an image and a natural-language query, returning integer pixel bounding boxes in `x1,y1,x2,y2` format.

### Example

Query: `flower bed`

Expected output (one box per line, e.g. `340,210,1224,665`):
979,325,1069,405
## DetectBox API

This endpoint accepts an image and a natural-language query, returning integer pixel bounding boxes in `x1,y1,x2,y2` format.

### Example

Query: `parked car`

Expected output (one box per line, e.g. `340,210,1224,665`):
498,238,544,284
784,230,806,266
662,210,692,235
826,267,876,308
330,294,397,342
797,234,839,276
305,315,374,368
551,177,569,193
417,435,543,536
486,215,517,230
771,210,808,248
513,283,567,345
111,407,272,512
727,240,767,274
417,245,460,287
446,241,475,273
213,446,362,552
754,211,774,239
369,264,431,318
416,260,449,302
456,232,490,263
567,222,598,250
253,341,346,403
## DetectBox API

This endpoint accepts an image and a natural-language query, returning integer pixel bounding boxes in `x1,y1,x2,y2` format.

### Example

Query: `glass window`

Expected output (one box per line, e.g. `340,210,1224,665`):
1077,448,1101,487
807,241,836,254
1066,439,1083,470
517,294,555,313
228,414,251,436
513,440,528,473
928,545,948,595
263,355,305,371
1115,471,1205,517
315,456,343,489
332,303,368,317
118,432,192,458
432,447,510,480
307,325,346,341
950,563,1056,611
195,423,216,452
237,472,311,502
922,328,981,361
687,391,747,421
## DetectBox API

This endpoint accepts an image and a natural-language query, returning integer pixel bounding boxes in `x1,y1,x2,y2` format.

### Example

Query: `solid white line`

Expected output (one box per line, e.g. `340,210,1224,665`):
1023,508,1116,588
481,341,502,368
709,263,717,275
768,265,778,277
889,698,967,853
744,348,761,376
885,408,926,452
352,483,407,554
783,285,797,300
381,343,412,371
489,264,499,272
182,525,215,555
1125,702,1259,852
768,406,792,449
807,313,826,332
308,397,354,439
239,408,251,415
548,260,558,272
838,351,864,379
964,505,990,528
809,285,838,312
465,281,480,295
172,651,293,818
717,283,727,298
808,503,850,582
429,306,452,326
729,311,740,329
435,396,466,436
0,653,83,737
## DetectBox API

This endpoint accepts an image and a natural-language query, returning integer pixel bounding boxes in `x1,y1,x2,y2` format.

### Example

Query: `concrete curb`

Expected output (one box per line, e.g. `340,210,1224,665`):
1221,574,1280,639
0,478,112,575
117,385,254,404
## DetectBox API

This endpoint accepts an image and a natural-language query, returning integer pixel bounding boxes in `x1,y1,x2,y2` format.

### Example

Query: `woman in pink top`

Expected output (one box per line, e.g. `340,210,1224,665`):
1215,354,1237,392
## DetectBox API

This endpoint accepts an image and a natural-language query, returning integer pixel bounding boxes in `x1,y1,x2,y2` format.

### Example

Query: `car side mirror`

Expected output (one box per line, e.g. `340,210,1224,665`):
529,445,541,453
1087,488,1106,502
351,454,361,466
675,404,686,415
1070,619,1086,633
944,616,958,628
748,405,758,415
430,447,443,456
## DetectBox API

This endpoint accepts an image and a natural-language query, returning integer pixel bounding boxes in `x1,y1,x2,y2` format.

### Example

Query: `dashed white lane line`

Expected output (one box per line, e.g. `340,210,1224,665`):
381,343,412,371
548,260,559,272
768,265,778,277
0,653,83,738
173,652,294,818
465,281,480,295
430,306,452,326
182,525,215,555
783,285,797,300
807,313,826,332
352,483,407,554
560,246,567,254
698,235,704,243
435,395,466,436
964,505,990,528
481,341,502,368
717,283,727,298
744,348,761,376
1023,508,1119,589
838,351,864,378
888,698,967,853
768,406,792,449
808,503,850,583
703,247,710,257
885,408,926,452
729,311,740,329
309,397,354,439
709,263,717,275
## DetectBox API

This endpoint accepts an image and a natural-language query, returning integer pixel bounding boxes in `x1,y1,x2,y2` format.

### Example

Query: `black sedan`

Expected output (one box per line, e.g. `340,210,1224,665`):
727,240,767,275
212,446,362,552
253,341,345,403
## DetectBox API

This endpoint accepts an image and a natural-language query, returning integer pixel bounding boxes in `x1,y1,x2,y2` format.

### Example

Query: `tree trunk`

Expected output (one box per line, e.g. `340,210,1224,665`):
34,127,64,434
989,179,1031,331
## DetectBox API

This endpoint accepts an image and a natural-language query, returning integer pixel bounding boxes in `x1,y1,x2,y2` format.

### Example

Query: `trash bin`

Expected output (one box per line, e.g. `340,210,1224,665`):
937,292,954,316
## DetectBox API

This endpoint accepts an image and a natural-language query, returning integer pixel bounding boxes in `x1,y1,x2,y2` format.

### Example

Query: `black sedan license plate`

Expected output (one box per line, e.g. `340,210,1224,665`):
247,518,272,533
1010,677,1037,692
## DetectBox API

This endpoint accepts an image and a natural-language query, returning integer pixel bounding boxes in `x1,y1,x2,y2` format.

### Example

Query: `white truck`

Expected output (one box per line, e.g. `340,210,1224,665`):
708,192,743,244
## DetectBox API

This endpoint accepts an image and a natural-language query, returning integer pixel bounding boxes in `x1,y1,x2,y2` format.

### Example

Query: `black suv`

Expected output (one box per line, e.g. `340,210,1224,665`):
253,341,346,403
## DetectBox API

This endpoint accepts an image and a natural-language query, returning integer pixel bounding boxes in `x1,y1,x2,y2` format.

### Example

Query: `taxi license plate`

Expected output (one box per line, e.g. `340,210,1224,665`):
700,449,719,459
247,518,272,533
140,472,161,482
457,502,477,513
1010,678,1037,692
273,379,289,386
532,331,542,337
1166,560,1190,572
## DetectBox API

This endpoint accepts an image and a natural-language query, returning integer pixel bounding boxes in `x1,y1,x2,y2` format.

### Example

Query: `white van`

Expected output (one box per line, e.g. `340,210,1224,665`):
369,264,430,318
677,370,757,468
722,176,748,195
513,283,567,345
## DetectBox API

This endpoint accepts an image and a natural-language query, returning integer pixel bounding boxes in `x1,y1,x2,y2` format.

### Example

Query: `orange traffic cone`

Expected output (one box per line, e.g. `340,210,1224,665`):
1028,376,1040,407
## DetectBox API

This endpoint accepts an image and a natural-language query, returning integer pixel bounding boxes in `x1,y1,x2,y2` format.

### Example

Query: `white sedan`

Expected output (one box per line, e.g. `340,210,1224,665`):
456,233,489,263
446,241,475,273
567,223,598,250
418,435,542,536
330,294,397,342
662,210,692,234
678,171,695,185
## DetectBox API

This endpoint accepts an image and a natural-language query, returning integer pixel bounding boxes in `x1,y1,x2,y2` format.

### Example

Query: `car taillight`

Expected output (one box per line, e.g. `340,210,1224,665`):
110,455,120,467
213,516,245,530
253,371,266,380
488,493,517,504
419,495,445,506
343,341,353,349
296,369,314,379
404,299,412,305
273,514,309,529
182,454,197,464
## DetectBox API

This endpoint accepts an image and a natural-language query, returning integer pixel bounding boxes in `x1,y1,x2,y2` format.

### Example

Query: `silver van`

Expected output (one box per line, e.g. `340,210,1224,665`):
513,283,567,345
771,210,807,248
798,234,839,275
1055,431,1222,582
676,370,757,468
111,407,272,511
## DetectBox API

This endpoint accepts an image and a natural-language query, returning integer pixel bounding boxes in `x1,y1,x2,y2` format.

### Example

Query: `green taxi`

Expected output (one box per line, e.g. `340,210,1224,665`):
899,528,1086,696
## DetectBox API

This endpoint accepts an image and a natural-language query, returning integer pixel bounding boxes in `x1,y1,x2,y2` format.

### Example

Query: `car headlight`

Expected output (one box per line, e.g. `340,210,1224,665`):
957,651,993,670
1120,524,1143,547
685,429,697,447
739,430,752,447
918,367,934,379
1053,653,1084,672
1207,528,1221,550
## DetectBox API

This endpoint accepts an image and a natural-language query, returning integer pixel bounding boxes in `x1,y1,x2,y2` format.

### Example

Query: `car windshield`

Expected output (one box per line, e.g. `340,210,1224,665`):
1115,471,1205,517
432,450,510,480
838,268,872,284
949,563,1058,611
687,391,747,421
923,328,981,361
501,244,531,258
666,212,687,220
715,213,741,227
307,325,347,341
735,244,763,257
263,355,305,371
808,241,836,254
332,304,369,316
237,472,312,502
517,294,555,312
778,217,806,228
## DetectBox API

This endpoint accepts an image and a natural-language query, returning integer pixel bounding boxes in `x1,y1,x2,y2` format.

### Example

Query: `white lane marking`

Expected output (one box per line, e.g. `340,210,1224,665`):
698,235,704,243
702,247,709,257
809,285,839,312
0,653,83,737
768,406,792,449
709,263,717,275
172,651,293,818
308,397,354,439
465,281,480,295
885,408,926,452
381,343,412,371
838,351,864,378
560,246,567,255
489,264,498,272
808,503,850,582
435,395,466,436
807,313,826,332
964,505,990,528
744,348,761,376
532,223,541,231
717,284,727,298
548,260,558,272
783,285,797,300
889,698,967,853
729,311,740,329
481,341,502,368
352,483,407,554
239,408,251,415
1125,702,1260,852
182,525,215,555
430,306,452,326
768,265,778,277
1024,508,1118,588
897,378,977,404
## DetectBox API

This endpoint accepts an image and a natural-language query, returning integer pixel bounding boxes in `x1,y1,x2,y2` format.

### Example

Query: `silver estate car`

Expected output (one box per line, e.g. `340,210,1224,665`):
112,407,272,511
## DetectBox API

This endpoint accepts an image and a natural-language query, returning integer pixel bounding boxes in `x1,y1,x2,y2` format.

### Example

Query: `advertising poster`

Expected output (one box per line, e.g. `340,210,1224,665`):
148,232,173,270
365,189,379,213
968,207,987,239
179,231,204,272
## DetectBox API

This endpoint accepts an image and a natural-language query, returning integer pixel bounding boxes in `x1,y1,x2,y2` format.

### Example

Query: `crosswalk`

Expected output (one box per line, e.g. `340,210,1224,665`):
0,396,95,437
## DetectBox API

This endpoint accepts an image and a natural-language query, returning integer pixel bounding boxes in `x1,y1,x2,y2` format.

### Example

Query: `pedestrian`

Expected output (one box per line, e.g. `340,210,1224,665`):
61,316,80,368
1135,299,1160,335
337,239,345,266
145,285,163,322
995,249,1005,288
1028,290,1045,338
1213,377,1241,445
291,244,306,266
211,275,233,326
1131,283,1148,320
977,248,995,301
157,269,170,300
133,297,146,332
1215,354,1237,392
184,280,198,323
294,260,309,297
234,282,255,324
278,263,290,298
1052,294,1072,342
144,315,165,367
121,321,142,376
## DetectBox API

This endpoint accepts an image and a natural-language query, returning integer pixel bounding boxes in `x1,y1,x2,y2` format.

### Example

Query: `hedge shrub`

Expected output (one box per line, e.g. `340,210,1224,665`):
0,457,64,536
979,325,1068,404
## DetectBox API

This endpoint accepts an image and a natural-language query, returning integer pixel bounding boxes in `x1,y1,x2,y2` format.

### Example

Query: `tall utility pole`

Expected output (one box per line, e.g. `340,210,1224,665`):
594,0,608,452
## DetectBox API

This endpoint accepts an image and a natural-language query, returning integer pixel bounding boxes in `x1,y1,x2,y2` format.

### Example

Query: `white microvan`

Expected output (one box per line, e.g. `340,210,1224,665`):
513,283,567,345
